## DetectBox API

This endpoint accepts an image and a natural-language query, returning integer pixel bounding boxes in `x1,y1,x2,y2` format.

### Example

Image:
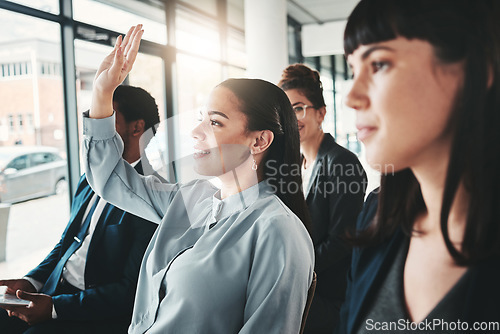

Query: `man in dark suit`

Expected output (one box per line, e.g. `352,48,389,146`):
0,85,160,333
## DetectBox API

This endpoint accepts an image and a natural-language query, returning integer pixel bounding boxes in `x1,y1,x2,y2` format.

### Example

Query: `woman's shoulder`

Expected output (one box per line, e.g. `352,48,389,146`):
249,194,308,236
246,194,314,258
321,134,365,171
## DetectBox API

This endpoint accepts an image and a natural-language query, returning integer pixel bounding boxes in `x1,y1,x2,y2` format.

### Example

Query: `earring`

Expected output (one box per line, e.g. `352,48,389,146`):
252,159,258,171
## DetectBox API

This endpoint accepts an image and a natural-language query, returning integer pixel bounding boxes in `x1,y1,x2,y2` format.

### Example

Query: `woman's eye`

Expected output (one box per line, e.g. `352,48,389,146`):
210,119,222,127
371,61,389,73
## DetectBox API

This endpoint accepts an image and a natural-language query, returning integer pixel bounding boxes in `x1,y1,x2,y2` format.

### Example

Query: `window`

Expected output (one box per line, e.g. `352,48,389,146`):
0,8,69,275
26,113,34,131
176,9,220,60
73,0,167,45
17,114,23,131
7,155,29,170
31,152,57,166
8,115,14,131
7,0,59,14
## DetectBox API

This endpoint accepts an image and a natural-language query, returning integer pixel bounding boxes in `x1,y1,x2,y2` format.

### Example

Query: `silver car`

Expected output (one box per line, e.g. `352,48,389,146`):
0,146,68,203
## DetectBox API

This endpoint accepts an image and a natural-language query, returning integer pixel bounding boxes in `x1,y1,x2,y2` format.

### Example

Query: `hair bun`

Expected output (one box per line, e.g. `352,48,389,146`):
279,64,323,90
278,64,326,107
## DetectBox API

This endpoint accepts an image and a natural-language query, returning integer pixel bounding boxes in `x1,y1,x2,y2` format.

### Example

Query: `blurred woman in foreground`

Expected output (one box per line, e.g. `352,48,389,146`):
337,0,500,333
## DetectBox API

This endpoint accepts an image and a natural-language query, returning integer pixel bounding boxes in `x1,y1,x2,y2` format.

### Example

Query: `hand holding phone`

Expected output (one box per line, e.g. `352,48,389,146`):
0,294,31,307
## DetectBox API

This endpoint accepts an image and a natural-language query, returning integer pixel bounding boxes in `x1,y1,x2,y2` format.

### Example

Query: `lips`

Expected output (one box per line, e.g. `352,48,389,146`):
356,124,377,141
193,148,211,159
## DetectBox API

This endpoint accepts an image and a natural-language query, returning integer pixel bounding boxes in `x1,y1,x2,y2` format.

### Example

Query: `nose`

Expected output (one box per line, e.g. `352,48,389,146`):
344,77,369,111
191,121,206,141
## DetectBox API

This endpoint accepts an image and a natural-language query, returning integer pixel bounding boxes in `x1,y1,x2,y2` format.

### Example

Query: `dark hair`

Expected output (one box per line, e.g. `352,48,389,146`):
218,78,311,232
278,64,326,108
113,85,160,132
345,0,500,265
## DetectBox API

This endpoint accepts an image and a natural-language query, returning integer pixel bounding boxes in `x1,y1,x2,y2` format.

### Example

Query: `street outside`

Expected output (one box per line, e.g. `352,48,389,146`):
0,194,69,278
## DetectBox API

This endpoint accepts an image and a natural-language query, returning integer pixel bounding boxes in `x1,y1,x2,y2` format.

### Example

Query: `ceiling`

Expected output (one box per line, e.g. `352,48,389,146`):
102,0,360,27
287,0,360,25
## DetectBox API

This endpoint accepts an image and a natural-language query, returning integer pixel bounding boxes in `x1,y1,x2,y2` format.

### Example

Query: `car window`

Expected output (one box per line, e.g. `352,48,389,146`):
31,152,57,167
7,155,29,170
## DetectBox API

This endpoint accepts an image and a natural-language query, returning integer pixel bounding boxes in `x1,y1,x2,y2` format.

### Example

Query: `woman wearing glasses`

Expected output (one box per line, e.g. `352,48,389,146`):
278,64,366,334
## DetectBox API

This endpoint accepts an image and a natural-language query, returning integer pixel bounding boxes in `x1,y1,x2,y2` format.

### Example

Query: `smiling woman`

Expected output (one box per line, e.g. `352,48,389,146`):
279,64,367,334
81,25,314,334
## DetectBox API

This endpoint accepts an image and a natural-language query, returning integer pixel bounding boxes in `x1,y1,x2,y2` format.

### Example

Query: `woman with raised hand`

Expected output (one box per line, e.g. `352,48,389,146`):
84,25,314,333
278,64,366,334
337,1,500,333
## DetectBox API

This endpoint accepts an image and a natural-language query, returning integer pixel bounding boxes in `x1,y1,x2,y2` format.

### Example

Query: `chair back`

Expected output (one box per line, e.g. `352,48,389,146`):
299,271,317,334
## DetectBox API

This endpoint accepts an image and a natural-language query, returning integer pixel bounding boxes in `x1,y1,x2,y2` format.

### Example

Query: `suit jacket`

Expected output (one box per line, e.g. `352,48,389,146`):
26,162,157,322
303,133,366,330
336,192,500,333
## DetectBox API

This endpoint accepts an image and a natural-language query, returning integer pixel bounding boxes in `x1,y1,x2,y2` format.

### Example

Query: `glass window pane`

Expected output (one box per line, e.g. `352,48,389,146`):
176,9,220,60
0,9,69,277
73,0,167,45
288,25,297,58
227,66,246,79
228,28,246,68
6,0,59,14
184,0,217,16
74,40,111,167
228,0,244,30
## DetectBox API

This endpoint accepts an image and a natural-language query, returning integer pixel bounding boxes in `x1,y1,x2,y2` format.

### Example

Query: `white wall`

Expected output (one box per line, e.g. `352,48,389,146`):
301,20,347,57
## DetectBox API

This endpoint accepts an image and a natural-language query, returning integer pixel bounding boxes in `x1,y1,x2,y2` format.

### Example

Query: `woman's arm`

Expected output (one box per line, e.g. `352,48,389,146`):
83,25,178,223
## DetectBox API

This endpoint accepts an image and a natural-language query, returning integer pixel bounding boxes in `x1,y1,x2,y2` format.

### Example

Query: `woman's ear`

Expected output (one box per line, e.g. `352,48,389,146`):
316,106,326,123
251,130,274,154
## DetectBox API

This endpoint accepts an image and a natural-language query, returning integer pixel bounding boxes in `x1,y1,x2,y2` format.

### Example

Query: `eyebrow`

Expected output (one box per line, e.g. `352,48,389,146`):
361,45,395,60
207,110,229,119
292,102,306,106
347,45,396,67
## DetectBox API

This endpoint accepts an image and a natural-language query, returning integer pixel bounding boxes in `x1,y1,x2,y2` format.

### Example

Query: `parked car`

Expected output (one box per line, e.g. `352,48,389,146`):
0,146,67,203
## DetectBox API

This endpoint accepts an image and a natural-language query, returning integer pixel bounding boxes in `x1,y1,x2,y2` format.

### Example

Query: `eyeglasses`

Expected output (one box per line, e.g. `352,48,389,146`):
293,105,315,120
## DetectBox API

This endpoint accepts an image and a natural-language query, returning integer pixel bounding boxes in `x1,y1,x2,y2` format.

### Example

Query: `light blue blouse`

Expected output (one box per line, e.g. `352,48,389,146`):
82,114,315,334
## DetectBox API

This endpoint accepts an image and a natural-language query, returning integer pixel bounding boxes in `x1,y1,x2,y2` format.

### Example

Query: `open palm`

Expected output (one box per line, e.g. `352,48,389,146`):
93,25,144,95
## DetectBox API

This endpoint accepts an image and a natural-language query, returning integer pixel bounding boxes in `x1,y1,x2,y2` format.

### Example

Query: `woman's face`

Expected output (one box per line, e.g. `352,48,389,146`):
191,86,254,176
284,88,324,144
345,37,463,173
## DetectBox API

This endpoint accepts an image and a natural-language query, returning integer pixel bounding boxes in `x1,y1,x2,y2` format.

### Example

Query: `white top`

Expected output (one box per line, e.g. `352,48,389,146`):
301,159,315,197
82,113,315,334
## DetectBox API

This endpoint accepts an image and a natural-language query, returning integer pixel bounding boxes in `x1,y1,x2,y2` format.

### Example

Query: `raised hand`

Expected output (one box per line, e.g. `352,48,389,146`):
91,24,144,119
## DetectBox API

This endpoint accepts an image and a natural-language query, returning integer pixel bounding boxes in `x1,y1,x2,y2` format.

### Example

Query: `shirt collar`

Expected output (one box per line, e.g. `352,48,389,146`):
211,180,273,222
